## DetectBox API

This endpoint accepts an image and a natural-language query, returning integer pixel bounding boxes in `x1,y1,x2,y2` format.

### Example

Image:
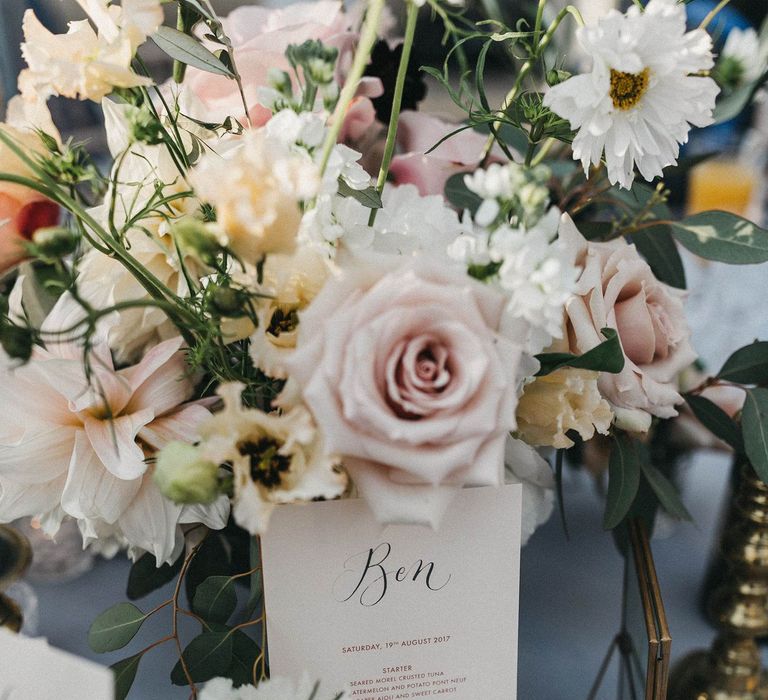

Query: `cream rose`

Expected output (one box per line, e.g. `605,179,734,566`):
0,126,59,272
561,215,696,428
287,258,523,526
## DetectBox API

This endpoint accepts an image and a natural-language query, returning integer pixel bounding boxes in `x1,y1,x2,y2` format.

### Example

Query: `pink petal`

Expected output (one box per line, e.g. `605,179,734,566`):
83,409,154,480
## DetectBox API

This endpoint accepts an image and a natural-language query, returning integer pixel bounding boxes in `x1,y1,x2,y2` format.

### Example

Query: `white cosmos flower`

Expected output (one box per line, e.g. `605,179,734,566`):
543,0,719,189
0,328,228,564
719,27,768,87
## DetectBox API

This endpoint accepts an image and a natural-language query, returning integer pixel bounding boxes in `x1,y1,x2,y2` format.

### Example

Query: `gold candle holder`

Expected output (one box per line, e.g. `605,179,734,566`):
0,525,33,633
669,460,768,699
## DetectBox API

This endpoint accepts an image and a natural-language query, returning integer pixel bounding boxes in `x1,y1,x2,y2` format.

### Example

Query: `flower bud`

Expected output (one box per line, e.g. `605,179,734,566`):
154,441,220,504
208,284,249,317
31,226,79,258
546,69,572,87
267,68,293,96
171,218,222,264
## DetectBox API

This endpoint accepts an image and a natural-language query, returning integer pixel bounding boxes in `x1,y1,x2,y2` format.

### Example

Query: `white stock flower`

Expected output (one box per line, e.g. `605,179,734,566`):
197,384,347,535
0,328,228,564
543,0,719,188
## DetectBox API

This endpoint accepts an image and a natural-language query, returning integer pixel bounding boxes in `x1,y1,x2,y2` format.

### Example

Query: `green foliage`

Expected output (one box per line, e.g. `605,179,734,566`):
639,461,692,522
629,225,686,289
111,654,143,700
743,388,768,484
671,211,768,264
126,553,183,601
444,172,483,216
152,26,235,77
604,435,641,530
337,180,383,209
536,328,625,376
171,626,234,685
192,576,238,625
89,603,147,653
718,341,768,385
684,393,743,452
185,532,233,605
228,630,261,687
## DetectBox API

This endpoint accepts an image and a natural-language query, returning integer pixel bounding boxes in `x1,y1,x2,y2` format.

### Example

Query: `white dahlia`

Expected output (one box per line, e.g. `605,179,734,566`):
543,0,719,189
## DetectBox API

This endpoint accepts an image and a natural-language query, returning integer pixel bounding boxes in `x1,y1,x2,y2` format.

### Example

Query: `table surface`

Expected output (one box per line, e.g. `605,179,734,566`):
26,259,768,699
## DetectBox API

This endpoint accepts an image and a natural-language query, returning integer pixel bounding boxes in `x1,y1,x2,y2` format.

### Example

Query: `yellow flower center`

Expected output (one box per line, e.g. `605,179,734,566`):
609,68,650,111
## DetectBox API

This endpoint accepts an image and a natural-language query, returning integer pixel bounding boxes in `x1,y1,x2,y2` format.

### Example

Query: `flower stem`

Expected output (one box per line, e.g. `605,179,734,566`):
700,0,732,30
317,0,386,177
481,4,584,163
368,0,419,226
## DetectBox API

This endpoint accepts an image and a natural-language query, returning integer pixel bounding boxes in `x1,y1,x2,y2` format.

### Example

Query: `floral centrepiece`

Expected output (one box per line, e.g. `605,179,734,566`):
1,0,767,696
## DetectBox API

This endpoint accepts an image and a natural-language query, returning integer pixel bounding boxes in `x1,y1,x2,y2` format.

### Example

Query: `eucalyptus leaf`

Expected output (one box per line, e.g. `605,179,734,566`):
718,341,768,385
171,628,234,685
246,538,263,619
228,630,261,687
126,552,182,600
89,603,146,653
536,328,625,376
336,180,382,209
111,654,142,700
152,27,235,78
444,172,483,215
743,388,768,484
179,0,215,21
603,435,641,530
714,72,768,124
192,576,237,624
629,225,686,289
639,462,692,521
671,211,768,265
684,393,743,452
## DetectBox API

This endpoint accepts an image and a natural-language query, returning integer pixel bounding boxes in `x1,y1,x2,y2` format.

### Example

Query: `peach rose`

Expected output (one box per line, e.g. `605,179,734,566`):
561,215,696,430
0,127,59,272
287,257,523,526
184,0,358,126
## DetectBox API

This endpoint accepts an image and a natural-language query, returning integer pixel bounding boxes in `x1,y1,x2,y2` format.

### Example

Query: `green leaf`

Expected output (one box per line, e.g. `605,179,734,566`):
671,211,768,265
336,180,382,209
111,654,142,700
171,628,234,685
186,533,231,605
684,394,743,452
126,552,182,600
228,630,261,687
89,603,146,653
629,225,686,289
718,341,768,385
179,0,215,21
444,172,483,216
536,328,625,376
152,27,235,78
714,71,768,124
192,576,237,624
743,388,768,484
604,435,641,530
639,462,692,521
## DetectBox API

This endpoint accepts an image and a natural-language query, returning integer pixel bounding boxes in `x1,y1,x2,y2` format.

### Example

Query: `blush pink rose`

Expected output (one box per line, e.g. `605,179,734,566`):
185,0,359,126
286,257,523,526
561,215,696,430
389,111,511,196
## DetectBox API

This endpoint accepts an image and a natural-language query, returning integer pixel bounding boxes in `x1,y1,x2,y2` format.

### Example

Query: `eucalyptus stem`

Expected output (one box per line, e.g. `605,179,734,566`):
368,0,419,226
481,4,584,162
317,0,386,177
699,0,732,30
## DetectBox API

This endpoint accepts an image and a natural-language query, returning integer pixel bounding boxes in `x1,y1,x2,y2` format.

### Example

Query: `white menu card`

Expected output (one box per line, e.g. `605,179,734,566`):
262,484,522,699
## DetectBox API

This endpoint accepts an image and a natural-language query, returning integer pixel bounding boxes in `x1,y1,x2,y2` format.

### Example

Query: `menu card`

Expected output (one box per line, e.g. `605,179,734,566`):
262,484,522,699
